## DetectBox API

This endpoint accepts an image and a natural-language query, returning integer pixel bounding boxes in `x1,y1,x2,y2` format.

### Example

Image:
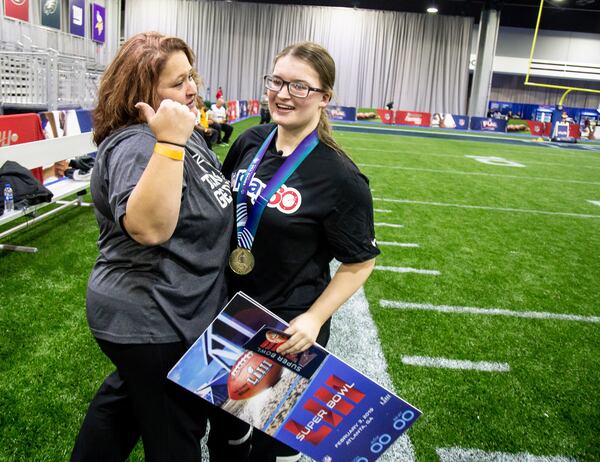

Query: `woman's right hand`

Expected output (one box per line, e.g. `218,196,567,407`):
136,99,196,146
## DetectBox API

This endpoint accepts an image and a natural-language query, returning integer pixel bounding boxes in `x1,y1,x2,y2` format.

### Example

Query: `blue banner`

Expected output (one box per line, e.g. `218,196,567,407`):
326,106,357,121
69,0,85,37
91,3,105,43
469,117,507,132
238,100,248,118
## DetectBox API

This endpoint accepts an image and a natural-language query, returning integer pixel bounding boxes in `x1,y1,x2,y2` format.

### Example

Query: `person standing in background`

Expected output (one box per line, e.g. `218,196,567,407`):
216,86,223,100
259,90,270,124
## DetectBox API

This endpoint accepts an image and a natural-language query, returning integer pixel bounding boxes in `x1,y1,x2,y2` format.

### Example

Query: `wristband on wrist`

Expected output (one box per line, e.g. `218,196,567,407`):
154,143,185,161
156,140,187,148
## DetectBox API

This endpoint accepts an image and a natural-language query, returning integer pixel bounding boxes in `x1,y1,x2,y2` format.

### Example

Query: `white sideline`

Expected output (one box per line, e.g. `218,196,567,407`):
320,261,417,462
380,300,600,324
436,447,576,462
376,266,440,275
359,163,600,186
374,208,392,213
401,356,510,372
373,197,600,219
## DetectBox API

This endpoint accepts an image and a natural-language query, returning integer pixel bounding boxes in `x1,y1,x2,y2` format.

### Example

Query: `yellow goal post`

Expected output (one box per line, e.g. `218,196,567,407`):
525,0,600,106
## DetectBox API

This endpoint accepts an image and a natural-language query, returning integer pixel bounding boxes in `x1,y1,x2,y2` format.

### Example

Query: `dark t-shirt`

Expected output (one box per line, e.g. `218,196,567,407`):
87,124,234,345
221,124,379,326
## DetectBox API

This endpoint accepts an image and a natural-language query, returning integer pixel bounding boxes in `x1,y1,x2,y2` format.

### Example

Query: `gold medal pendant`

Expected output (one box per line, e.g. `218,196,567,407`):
229,248,255,275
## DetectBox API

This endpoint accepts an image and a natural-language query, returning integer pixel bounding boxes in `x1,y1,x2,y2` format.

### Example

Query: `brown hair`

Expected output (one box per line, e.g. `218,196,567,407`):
93,32,195,145
273,42,344,155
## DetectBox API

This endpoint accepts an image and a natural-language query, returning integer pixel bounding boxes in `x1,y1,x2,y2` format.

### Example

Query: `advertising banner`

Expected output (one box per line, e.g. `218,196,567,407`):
326,106,357,122
69,0,85,37
430,113,469,130
238,100,248,118
168,292,421,462
527,120,551,137
395,111,431,127
4,0,29,21
248,99,259,116
227,100,239,122
91,3,105,43
376,109,394,125
469,117,507,132
40,0,60,28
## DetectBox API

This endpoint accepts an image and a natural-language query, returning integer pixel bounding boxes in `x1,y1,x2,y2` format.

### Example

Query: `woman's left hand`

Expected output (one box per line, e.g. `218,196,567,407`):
277,312,323,355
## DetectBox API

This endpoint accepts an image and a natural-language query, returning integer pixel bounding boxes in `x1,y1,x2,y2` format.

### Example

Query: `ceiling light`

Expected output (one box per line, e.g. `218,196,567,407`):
427,7,438,14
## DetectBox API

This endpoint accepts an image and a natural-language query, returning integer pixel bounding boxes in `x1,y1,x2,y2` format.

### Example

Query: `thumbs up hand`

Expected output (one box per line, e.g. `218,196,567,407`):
135,99,196,146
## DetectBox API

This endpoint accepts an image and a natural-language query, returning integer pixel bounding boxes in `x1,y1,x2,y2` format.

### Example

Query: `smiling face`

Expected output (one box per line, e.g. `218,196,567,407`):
156,50,198,115
268,54,330,135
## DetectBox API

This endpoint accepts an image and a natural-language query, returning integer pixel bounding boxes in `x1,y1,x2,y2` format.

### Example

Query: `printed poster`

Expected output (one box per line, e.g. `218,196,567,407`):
168,292,421,461
4,0,29,21
91,3,105,43
69,0,85,37
40,0,60,28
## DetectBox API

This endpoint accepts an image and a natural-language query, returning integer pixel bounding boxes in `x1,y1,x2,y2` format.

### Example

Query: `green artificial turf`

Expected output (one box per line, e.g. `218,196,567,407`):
334,130,600,461
1,119,598,461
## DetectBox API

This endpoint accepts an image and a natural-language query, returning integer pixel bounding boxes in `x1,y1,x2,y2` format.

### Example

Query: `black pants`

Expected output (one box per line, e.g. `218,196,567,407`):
211,122,233,143
260,109,271,124
71,340,251,462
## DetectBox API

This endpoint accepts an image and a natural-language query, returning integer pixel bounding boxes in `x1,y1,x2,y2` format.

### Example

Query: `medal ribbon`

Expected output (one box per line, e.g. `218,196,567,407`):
236,127,319,250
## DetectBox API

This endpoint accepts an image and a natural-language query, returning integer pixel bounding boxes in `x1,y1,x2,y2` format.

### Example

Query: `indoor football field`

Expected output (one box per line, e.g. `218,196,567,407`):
1,117,598,461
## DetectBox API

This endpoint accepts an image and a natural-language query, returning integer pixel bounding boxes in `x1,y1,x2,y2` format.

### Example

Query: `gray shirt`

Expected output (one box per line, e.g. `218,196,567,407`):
87,124,233,345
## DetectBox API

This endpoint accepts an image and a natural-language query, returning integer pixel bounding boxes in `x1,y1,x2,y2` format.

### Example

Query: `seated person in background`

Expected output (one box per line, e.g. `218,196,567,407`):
209,97,234,145
259,90,270,124
195,96,219,149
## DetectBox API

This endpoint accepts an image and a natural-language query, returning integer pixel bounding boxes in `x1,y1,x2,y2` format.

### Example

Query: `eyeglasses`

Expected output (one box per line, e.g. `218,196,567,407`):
263,74,325,98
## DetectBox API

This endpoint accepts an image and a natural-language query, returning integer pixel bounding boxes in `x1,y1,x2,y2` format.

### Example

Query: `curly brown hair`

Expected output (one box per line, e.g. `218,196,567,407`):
93,32,195,145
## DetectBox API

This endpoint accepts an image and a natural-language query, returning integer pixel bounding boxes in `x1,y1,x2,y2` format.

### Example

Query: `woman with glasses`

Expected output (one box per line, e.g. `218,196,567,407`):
221,41,380,462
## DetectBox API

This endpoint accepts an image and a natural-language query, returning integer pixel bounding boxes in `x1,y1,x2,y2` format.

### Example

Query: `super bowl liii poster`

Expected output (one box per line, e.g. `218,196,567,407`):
168,292,421,461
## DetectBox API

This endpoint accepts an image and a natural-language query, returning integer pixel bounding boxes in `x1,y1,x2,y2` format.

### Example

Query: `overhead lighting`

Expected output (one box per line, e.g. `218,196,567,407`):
427,7,438,14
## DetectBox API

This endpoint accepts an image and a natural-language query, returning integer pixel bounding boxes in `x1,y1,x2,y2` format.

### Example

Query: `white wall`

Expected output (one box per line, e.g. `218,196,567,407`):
470,26,600,80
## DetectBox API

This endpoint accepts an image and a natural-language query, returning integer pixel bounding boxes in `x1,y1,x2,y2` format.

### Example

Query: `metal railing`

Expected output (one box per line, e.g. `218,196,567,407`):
0,48,103,110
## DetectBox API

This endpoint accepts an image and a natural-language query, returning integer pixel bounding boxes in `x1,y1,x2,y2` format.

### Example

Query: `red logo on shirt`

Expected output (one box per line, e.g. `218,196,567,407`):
269,185,301,214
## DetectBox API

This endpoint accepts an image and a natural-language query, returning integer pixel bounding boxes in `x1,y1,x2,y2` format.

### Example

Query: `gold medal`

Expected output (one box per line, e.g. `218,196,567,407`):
229,248,255,275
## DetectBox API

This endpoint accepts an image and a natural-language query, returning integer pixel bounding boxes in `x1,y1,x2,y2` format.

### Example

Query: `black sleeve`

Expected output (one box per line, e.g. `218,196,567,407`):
323,167,380,264
221,124,275,180
221,133,245,180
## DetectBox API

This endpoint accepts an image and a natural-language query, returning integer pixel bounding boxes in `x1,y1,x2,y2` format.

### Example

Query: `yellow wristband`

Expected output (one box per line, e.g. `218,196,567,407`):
154,143,185,161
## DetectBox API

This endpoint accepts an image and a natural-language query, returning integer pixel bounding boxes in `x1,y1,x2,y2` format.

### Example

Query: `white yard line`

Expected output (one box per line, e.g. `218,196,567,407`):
373,197,600,219
380,300,600,324
374,208,393,213
587,200,600,207
375,222,404,228
401,356,510,372
436,447,576,462
349,147,600,169
337,135,599,160
378,241,420,248
359,163,600,186
375,266,440,275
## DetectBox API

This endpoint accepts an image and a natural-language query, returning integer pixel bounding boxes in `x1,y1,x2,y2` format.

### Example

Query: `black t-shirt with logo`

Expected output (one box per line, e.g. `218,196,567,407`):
221,124,379,339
